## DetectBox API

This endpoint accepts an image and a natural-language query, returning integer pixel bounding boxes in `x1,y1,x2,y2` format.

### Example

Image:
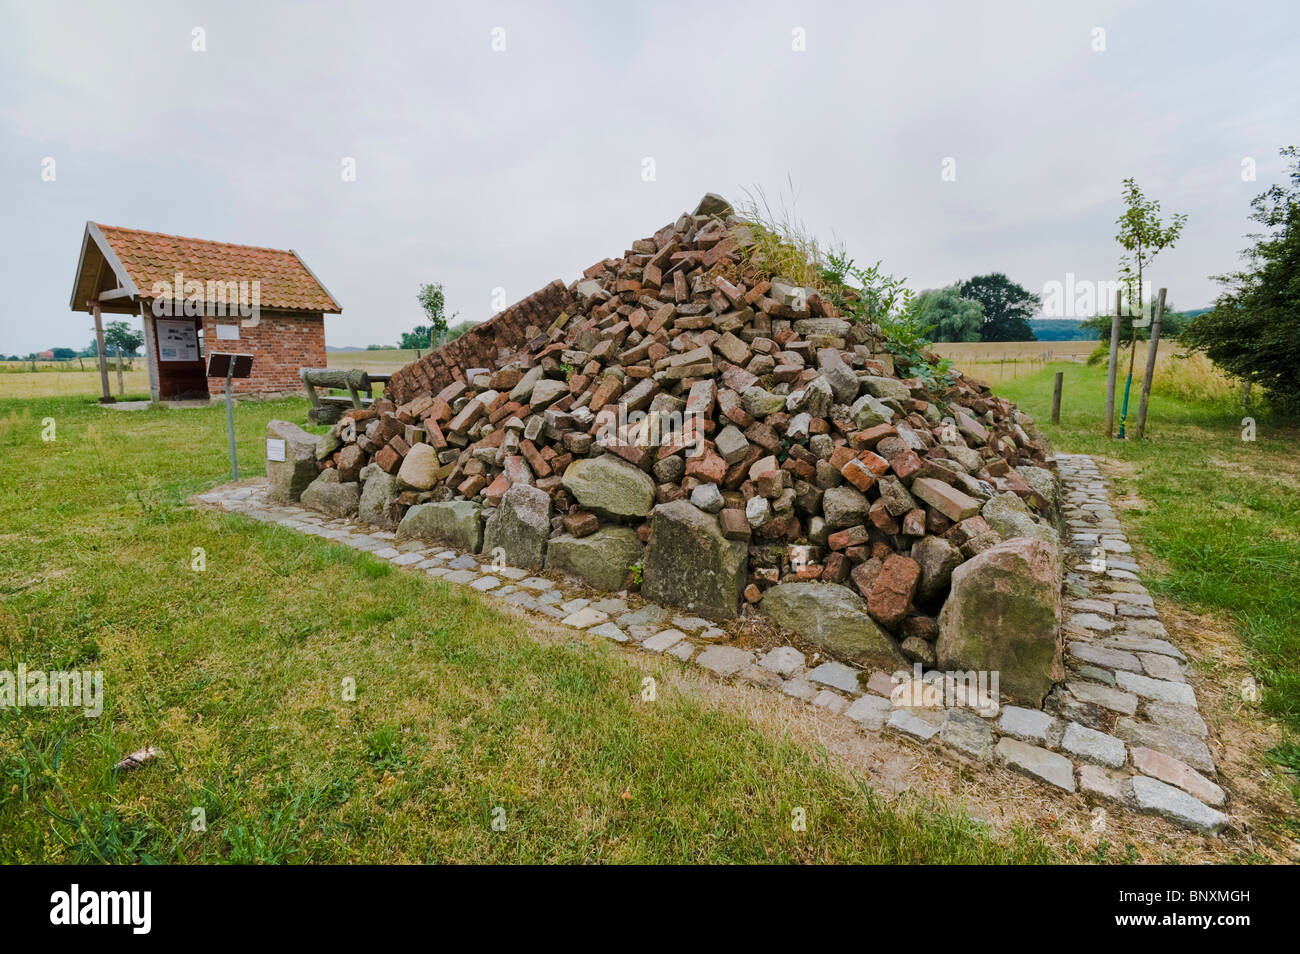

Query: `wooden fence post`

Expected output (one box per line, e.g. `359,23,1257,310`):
1104,291,1121,437
1135,288,1165,440
1052,371,1064,424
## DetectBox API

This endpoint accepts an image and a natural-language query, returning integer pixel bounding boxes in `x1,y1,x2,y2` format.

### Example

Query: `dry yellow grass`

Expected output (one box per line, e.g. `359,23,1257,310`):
932,340,1212,387
0,367,150,399
931,340,1101,363
0,351,415,401
1147,350,1238,403
930,343,1079,384
325,349,422,374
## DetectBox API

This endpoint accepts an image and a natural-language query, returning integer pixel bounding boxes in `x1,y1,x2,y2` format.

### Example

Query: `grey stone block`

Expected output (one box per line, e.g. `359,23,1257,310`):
844,694,891,730
995,737,1076,792
997,705,1056,744
1115,670,1197,706
807,661,862,694
1062,722,1127,768
939,709,993,760
696,645,753,676
1130,776,1227,834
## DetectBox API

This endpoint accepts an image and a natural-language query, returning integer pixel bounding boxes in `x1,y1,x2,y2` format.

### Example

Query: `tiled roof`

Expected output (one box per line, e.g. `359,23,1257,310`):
94,224,341,313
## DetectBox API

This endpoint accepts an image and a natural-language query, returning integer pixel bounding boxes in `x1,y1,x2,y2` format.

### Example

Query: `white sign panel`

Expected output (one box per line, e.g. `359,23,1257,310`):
156,319,199,362
215,323,240,341
266,438,286,462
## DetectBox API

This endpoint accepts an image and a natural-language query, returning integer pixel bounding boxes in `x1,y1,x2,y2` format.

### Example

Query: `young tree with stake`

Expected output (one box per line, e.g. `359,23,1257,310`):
412,282,458,349
1114,178,1187,438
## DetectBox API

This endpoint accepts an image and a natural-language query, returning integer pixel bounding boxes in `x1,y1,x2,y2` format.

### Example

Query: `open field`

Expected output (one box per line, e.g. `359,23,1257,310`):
932,339,1101,364
0,369,150,400
0,351,412,400
933,339,1194,385
326,349,423,374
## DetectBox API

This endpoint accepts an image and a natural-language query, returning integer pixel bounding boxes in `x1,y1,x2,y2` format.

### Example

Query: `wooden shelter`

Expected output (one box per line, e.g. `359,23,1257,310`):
69,222,342,402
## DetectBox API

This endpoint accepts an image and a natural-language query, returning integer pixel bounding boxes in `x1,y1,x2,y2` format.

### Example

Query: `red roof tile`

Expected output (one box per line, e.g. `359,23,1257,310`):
94,224,341,313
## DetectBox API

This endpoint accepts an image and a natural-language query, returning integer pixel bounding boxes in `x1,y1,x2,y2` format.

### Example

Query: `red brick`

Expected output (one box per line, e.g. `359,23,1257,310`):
374,445,401,474
520,440,552,478
891,450,923,482
853,424,896,449
857,450,891,475
718,508,751,540
483,474,511,506
447,398,485,434
685,451,727,483
841,458,878,493
458,474,487,497
868,498,900,533
823,552,849,583
563,510,600,537
865,554,920,630
828,524,870,550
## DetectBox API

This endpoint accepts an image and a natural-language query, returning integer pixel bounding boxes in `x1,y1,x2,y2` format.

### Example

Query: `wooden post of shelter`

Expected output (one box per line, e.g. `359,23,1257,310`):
92,302,114,403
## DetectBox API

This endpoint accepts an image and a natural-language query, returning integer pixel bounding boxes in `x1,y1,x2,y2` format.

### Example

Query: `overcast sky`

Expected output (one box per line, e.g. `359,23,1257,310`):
1,0,1296,353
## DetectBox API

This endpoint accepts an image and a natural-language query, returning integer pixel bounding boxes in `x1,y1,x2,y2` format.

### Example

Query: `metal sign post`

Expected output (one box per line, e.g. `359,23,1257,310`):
206,352,254,480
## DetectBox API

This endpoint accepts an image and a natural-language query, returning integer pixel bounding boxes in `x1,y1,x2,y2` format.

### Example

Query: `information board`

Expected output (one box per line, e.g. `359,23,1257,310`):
156,319,199,362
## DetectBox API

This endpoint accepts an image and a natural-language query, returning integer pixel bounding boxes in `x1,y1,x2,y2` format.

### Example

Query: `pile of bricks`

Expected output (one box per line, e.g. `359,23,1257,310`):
386,280,575,405
312,193,1054,655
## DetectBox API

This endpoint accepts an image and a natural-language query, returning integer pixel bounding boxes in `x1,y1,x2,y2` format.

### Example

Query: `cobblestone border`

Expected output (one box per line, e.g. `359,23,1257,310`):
197,452,1227,834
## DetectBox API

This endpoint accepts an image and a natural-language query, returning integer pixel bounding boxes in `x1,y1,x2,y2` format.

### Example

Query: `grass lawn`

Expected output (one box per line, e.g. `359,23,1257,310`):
998,363,1300,825
0,394,1057,864
999,363,1300,729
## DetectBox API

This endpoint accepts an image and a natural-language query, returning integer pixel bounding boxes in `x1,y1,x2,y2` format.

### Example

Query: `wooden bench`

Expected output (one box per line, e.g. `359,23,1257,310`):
300,367,392,424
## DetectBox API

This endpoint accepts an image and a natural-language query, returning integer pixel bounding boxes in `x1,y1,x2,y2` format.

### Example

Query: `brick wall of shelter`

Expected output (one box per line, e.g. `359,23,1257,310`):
202,310,327,395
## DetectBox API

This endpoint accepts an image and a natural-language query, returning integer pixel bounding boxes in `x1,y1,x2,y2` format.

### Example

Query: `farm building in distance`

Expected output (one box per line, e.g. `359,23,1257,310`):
68,222,342,400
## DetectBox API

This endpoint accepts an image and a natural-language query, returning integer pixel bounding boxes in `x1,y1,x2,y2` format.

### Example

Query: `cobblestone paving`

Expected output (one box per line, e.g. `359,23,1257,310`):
198,454,1227,834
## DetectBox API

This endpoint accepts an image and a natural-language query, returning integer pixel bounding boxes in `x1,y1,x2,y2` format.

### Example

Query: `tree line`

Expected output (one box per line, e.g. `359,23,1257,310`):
2,321,143,362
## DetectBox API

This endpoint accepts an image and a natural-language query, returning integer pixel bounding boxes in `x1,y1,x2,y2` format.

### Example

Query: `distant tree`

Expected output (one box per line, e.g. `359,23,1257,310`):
103,320,143,357
1182,146,1300,414
1079,303,1190,342
959,273,1039,341
414,282,459,347
1080,310,1133,341
913,285,983,342
1157,306,1189,338
444,320,479,343
50,347,77,360
399,325,433,350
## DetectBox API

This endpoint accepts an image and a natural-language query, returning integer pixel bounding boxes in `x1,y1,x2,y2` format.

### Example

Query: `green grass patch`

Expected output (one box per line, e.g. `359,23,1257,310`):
998,363,1300,728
